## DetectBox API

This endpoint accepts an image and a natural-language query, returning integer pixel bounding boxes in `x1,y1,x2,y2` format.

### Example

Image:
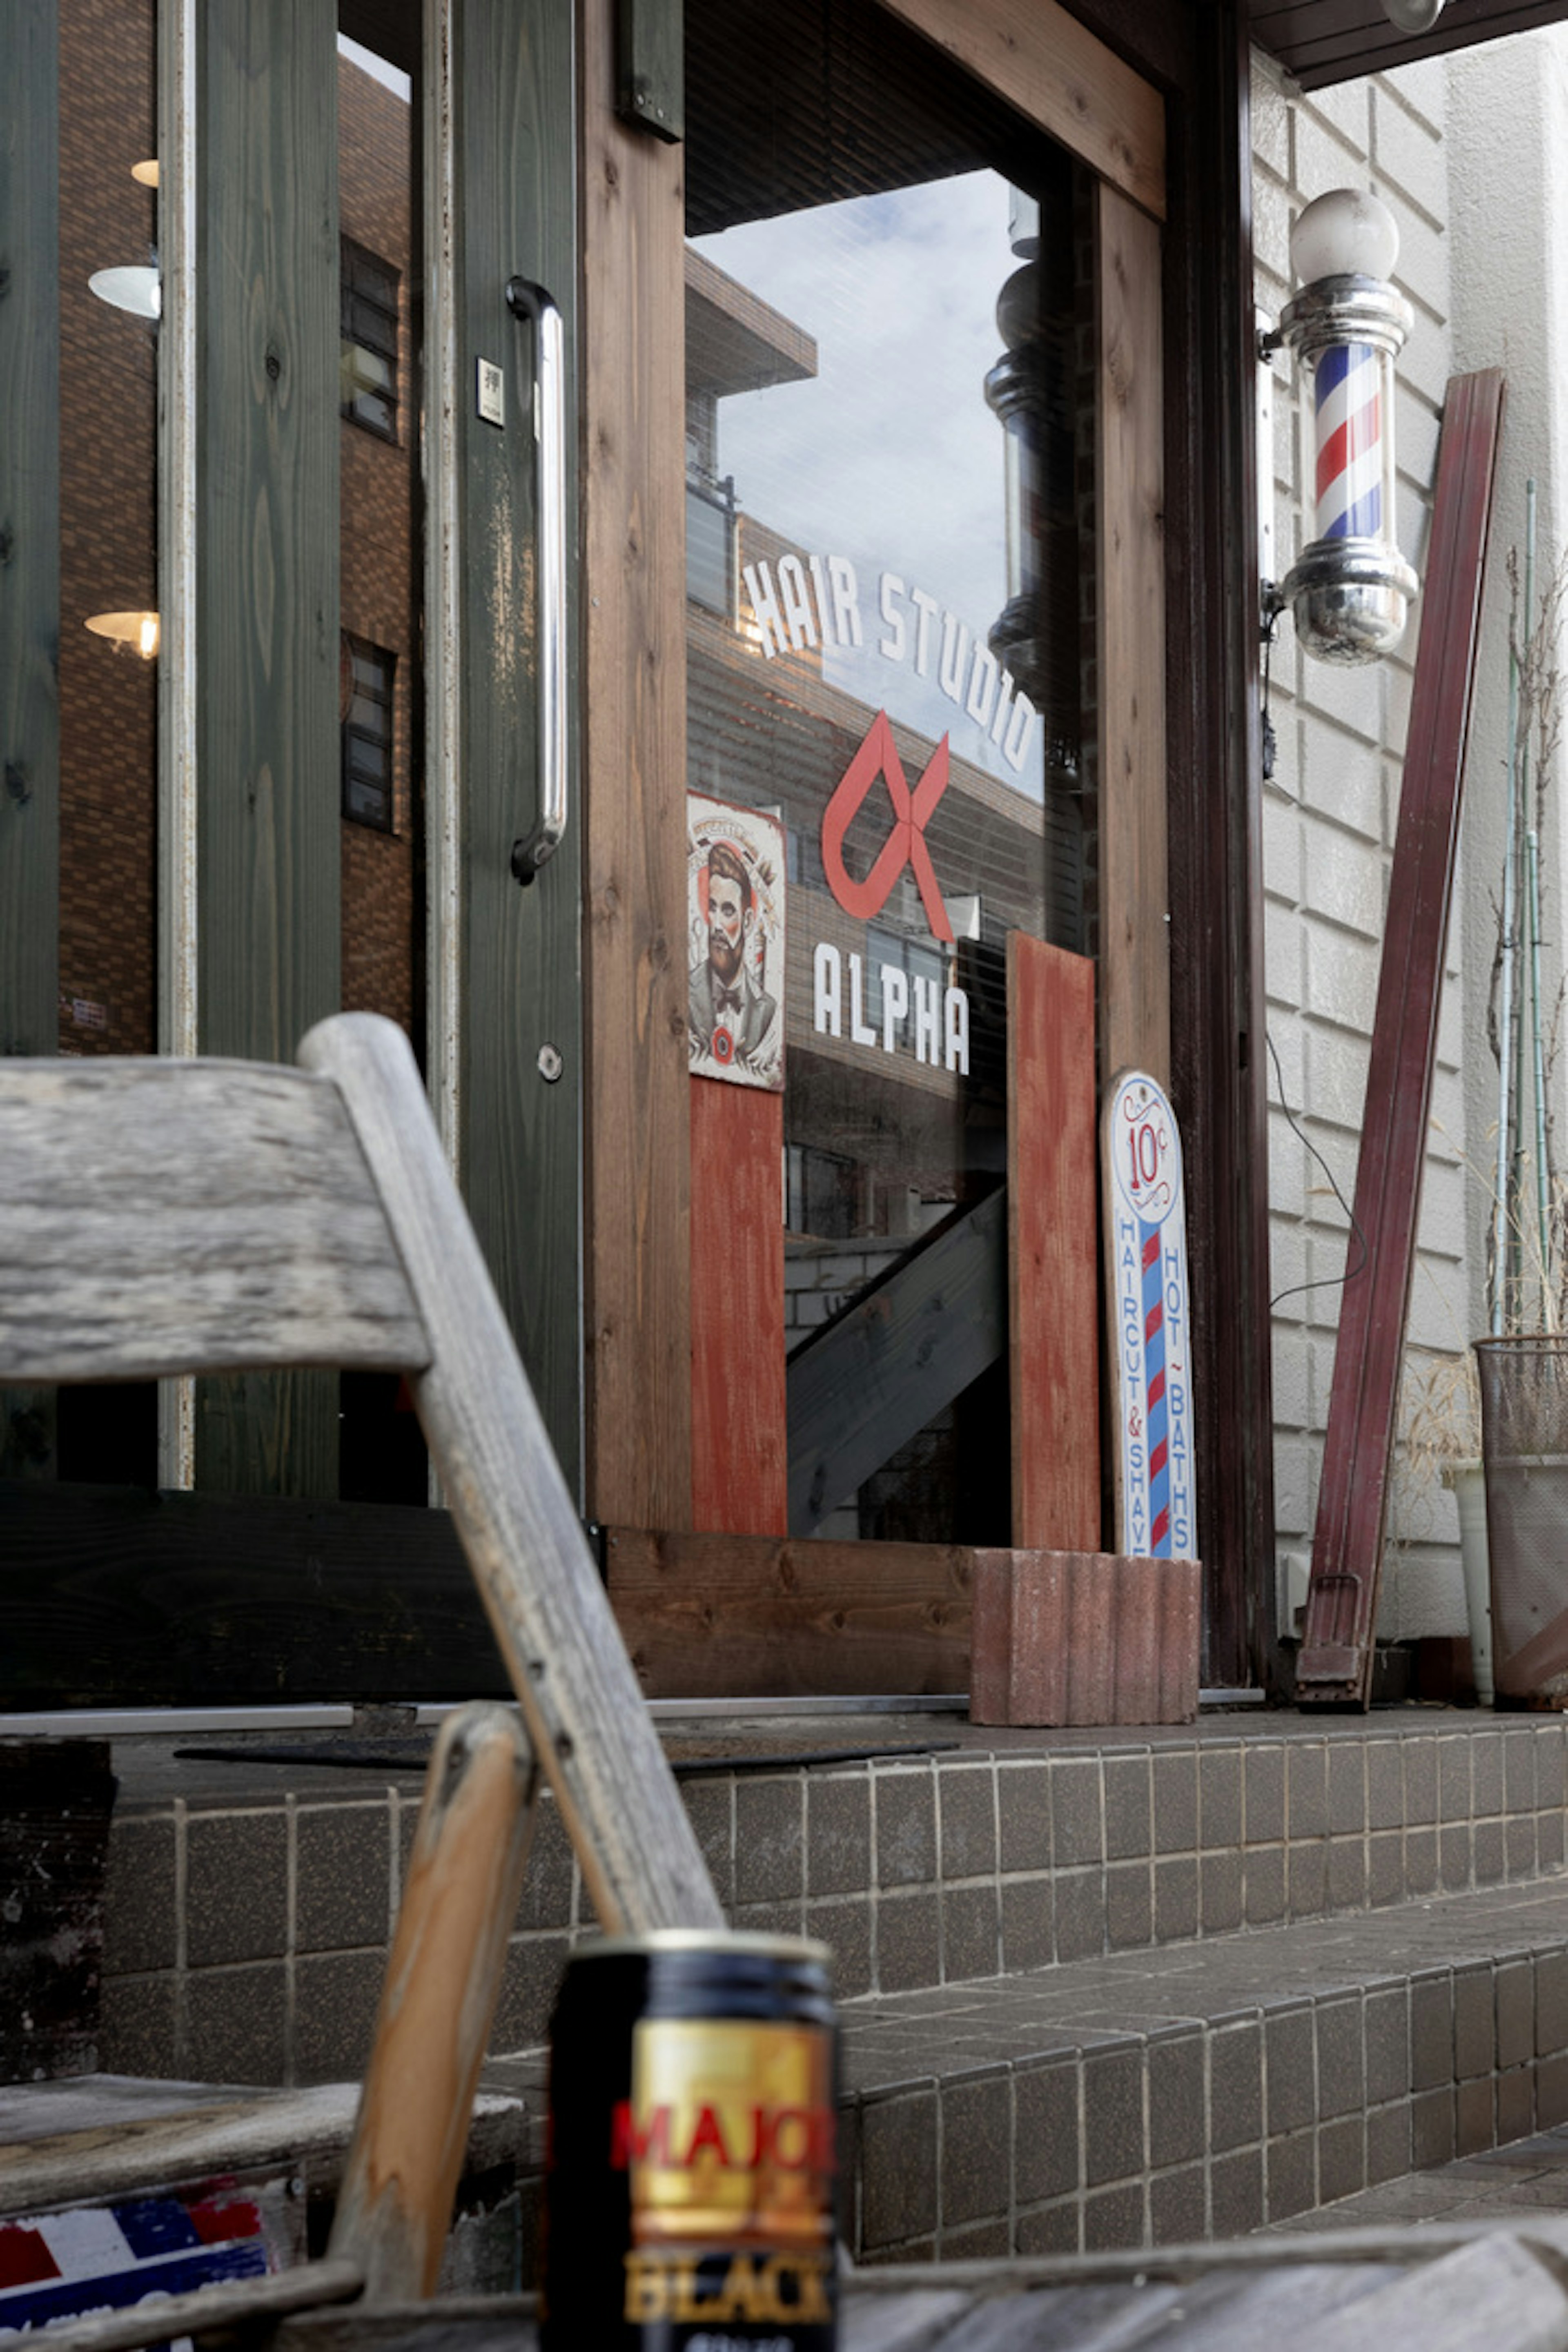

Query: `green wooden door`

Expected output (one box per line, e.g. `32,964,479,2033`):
0,0,583,1523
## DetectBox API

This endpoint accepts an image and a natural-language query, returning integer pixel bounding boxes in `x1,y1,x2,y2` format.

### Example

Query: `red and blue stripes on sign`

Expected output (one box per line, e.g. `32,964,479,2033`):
0,2191,269,2339
1140,1224,1172,1555
1314,342,1383,541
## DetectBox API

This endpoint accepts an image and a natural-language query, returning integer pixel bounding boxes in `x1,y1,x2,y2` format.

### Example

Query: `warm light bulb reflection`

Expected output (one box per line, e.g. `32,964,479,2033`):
88,265,161,320
85,611,160,660
132,159,159,188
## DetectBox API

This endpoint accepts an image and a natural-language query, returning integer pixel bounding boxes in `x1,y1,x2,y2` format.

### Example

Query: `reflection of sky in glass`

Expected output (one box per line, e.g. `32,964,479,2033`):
695,172,1040,796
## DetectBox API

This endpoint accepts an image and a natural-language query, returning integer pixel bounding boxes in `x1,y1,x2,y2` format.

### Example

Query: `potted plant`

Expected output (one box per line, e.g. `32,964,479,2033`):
1473,488,1568,1705
1396,1352,1492,1702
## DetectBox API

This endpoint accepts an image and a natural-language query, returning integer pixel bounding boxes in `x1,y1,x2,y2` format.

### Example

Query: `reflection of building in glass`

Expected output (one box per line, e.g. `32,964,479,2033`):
684,171,1094,1546
58,21,419,1059
684,230,1091,1248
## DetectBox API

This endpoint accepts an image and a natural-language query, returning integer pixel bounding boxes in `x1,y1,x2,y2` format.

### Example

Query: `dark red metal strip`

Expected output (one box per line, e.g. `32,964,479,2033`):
1297,368,1506,1707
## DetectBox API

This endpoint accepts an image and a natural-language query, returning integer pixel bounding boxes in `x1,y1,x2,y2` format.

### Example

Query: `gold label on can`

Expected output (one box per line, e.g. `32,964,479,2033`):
609,2018,835,2250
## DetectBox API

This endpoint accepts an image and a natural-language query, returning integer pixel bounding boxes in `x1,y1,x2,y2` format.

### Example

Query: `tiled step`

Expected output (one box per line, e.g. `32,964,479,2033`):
98,1714,1568,2082
80,1716,1568,2288
835,1876,1568,2264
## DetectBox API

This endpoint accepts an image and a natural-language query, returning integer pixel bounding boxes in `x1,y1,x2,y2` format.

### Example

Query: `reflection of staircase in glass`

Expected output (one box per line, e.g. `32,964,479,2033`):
786,1184,1005,1536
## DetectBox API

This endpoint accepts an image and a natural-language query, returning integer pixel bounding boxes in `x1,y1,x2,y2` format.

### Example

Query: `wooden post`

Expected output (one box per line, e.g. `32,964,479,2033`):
1097,184,1169,1092
691,1079,787,1535
1009,936,1099,1549
1297,372,1506,1707
0,9,61,1487
330,1704,537,2301
194,0,341,1498
0,2,59,1065
579,0,694,1533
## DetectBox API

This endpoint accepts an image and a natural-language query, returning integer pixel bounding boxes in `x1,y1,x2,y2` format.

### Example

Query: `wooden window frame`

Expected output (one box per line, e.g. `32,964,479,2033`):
577,0,1170,1544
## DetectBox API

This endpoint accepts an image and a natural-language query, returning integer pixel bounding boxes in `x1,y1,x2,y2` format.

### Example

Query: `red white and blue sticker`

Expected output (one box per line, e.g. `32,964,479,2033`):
0,2189,271,2343
1104,1070,1196,1561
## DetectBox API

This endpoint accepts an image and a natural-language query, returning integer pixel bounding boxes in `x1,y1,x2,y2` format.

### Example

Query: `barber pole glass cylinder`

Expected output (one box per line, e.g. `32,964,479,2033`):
1276,190,1419,665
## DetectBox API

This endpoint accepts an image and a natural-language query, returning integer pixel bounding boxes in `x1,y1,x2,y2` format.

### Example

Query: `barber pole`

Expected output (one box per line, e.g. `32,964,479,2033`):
1313,341,1384,543
1267,186,1418,663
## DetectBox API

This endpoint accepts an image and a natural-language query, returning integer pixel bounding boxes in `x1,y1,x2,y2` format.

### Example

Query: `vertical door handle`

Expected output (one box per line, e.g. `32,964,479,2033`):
505,276,567,884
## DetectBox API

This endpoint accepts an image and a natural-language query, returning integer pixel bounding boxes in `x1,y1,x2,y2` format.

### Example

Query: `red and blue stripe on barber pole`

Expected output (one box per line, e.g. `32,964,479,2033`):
1314,341,1383,541
0,2190,270,2339
1142,1225,1171,1555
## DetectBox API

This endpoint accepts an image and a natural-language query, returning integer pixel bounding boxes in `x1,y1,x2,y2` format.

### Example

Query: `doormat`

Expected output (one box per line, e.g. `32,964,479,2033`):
176,1737,962,1778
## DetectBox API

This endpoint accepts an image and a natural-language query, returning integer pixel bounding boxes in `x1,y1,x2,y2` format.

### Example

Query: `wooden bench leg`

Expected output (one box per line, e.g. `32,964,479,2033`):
328,1701,538,2301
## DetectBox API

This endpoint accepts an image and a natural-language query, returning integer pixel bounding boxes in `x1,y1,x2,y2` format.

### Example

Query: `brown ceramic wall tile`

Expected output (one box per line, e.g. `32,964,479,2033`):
185,1961,287,2085
1050,1759,1103,1868
807,1774,871,1898
859,2090,938,2249
1152,1750,1198,1855
186,1813,287,1967
294,1804,391,1953
293,1949,384,2085
102,1815,178,1975
940,2070,1010,2229
875,1770,937,1888
938,1766,997,1882
996,1763,1052,1872
1013,2056,1079,2205
734,1777,804,1906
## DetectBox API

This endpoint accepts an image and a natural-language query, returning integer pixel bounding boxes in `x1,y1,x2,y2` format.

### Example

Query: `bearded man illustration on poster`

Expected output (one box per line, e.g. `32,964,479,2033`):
687,794,786,1091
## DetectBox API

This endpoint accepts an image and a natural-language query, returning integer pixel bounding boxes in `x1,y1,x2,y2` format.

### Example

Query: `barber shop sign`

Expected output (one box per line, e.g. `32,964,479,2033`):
811,708,971,1077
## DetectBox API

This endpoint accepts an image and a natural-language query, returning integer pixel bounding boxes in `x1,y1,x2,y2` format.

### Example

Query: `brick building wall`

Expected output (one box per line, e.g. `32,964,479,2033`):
55,24,420,1060
338,52,419,1039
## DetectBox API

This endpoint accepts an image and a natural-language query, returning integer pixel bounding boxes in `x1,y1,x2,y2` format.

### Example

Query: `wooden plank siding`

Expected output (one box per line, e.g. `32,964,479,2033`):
193,1,341,1498
690,1079,788,1536
579,0,694,1532
880,0,1165,223
605,1529,970,1697
0,1481,497,1706
1008,938,1100,1550
453,0,584,1500
1097,183,1169,1096
1249,0,1568,93
0,3,59,1065
0,7,60,1486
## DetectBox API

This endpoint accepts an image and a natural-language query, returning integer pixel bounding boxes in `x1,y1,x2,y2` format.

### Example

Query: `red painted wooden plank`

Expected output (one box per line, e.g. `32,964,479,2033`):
1008,935,1100,1549
690,1076,787,1536
970,1549,1200,1725
1298,370,1506,1706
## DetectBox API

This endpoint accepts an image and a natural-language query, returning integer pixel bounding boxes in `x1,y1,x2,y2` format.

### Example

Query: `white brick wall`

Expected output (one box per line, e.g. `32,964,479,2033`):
1254,49,1468,1643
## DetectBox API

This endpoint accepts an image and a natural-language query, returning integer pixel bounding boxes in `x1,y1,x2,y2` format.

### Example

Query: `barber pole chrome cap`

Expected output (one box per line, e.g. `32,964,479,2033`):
1276,192,1418,664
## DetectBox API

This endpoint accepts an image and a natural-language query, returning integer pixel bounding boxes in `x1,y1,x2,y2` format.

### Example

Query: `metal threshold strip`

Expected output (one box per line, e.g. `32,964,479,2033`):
2,1690,1265,1737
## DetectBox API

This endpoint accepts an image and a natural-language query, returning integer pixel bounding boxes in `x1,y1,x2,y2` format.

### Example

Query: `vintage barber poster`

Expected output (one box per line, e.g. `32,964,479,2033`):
687,793,786,1091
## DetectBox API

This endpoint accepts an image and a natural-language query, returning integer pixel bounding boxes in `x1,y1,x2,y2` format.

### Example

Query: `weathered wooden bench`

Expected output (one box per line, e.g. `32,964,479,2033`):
0,1014,723,2329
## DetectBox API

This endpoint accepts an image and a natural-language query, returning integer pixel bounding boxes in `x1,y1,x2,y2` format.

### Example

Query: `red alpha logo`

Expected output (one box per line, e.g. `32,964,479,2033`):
820,709,954,944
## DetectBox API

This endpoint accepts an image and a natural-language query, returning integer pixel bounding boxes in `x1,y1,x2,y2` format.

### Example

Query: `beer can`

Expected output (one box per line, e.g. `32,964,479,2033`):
541,1929,838,2349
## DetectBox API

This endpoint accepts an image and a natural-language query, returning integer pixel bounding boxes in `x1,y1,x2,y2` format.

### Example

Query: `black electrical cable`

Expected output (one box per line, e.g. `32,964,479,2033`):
1265,1025,1370,1314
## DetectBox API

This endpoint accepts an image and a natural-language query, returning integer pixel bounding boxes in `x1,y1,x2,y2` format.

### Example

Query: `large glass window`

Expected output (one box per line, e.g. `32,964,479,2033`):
686,0,1096,1544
